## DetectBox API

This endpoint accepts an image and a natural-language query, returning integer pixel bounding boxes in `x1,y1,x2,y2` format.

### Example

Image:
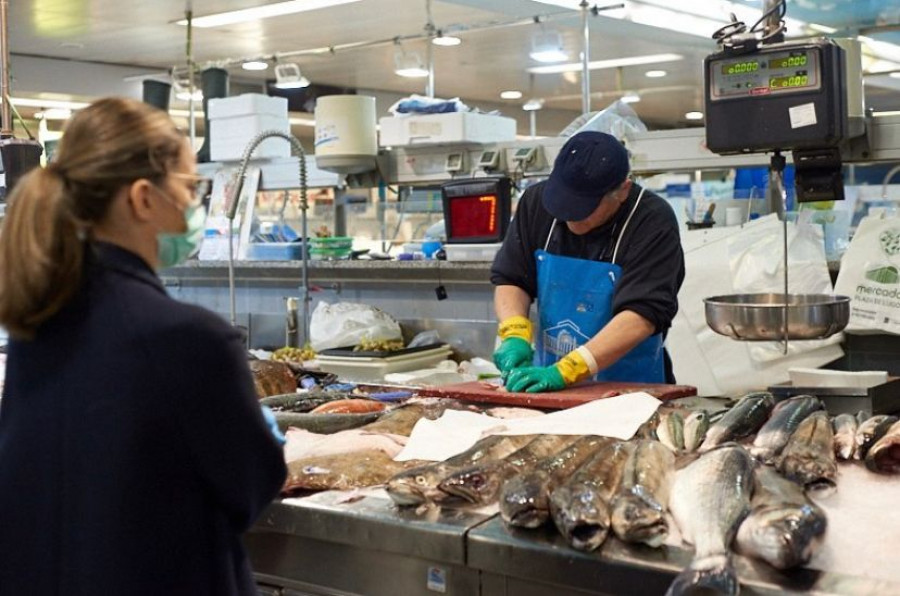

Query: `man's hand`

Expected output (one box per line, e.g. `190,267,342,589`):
493,337,534,377
505,348,594,393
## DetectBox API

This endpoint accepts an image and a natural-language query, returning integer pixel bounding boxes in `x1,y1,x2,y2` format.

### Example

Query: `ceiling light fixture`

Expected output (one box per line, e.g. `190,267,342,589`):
34,108,73,121
529,29,568,63
175,0,362,28
9,97,90,110
242,60,269,71
432,33,461,47
394,48,429,78
274,63,310,89
528,53,683,74
500,90,523,100
523,98,545,111
891,72,900,79
685,111,704,120
175,90,203,101
620,92,641,103
645,70,667,78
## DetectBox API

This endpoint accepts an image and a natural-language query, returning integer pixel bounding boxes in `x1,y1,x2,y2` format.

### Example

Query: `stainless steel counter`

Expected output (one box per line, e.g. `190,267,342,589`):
247,491,900,596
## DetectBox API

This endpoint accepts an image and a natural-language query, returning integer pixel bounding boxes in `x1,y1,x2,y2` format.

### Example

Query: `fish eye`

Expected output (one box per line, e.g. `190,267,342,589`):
416,475,427,485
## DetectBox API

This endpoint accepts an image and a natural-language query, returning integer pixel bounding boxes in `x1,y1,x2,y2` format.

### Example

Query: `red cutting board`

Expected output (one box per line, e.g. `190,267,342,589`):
417,380,696,409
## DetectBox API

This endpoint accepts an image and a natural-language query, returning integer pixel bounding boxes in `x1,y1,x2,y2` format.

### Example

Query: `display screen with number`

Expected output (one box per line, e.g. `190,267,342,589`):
721,60,761,75
769,74,811,89
447,194,498,238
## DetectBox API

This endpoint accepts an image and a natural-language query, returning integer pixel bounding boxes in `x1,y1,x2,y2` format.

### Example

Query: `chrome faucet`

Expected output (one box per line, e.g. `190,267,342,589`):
227,129,310,345
881,164,900,202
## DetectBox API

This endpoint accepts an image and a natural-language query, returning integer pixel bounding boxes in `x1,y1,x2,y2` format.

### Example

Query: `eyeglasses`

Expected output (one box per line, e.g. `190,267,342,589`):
168,172,213,207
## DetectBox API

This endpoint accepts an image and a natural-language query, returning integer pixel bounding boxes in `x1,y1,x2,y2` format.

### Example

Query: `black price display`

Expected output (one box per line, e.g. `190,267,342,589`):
769,74,811,89
769,54,808,69
721,60,760,75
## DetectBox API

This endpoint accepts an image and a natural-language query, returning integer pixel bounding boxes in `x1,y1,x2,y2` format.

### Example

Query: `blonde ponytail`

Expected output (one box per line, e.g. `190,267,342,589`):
0,167,85,338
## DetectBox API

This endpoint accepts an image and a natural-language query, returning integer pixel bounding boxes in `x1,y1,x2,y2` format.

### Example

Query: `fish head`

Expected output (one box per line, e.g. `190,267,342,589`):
500,472,550,528
386,466,446,506
778,456,837,494
735,505,827,570
550,485,611,552
610,493,668,547
437,465,504,505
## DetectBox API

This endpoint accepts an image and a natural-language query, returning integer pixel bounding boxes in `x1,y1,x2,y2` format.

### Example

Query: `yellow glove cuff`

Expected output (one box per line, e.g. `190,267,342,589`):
498,315,533,343
555,347,598,385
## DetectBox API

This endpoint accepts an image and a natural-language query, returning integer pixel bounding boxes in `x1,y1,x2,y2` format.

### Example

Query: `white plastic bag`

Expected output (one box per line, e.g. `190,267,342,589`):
834,214,900,335
309,301,403,351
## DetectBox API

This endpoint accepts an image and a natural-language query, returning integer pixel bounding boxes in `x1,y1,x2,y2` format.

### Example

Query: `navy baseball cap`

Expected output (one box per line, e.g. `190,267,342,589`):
542,131,630,221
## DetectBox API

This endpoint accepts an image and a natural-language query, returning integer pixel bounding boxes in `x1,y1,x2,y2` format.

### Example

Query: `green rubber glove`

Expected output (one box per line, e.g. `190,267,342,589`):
505,365,566,393
493,337,535,377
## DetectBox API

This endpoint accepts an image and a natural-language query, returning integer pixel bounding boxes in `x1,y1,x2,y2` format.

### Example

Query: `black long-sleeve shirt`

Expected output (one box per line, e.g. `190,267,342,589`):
491,181,685,335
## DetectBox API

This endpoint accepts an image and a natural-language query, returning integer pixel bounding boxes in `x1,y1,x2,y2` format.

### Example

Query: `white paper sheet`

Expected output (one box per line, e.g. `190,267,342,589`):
394,392,662,462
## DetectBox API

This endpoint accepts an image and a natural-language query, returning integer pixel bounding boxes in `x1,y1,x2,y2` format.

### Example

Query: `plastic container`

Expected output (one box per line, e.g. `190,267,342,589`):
309,236,353,260
378,112,517,146
317,344,454,382
314,95,377,174
246,242,306,261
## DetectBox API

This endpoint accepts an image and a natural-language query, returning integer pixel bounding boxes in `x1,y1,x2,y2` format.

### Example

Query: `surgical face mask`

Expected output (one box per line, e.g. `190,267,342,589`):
157,203,206,268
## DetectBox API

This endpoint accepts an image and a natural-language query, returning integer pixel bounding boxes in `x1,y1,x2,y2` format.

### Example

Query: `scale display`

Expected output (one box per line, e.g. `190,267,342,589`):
709,48,820,101
441,177,512,244
447,195,498,238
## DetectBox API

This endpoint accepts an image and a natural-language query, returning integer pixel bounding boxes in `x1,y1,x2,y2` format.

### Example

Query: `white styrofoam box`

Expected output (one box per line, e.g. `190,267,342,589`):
209,94,291,162
788,368,889,389
317,345,454,382
378,112,517,147
444,242,503,261
258,157,300,189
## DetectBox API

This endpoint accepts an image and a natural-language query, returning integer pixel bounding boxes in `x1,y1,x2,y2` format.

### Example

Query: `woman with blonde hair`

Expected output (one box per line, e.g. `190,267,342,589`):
0,97,286,596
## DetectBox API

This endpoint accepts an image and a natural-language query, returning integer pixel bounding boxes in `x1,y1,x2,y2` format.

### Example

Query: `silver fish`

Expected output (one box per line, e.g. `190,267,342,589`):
777,411,837,492
610,439,675,547
855,415,899,460
735,465,827,570
699,392,775,452
657,411,685,452
666,444,754,596
832,413,859,461
750,395,823,464
549,441,634,552
500,436,614,528
856,410,871,426
865,419,900,474
438,435,576,505
386,434,534,506
683,410,710,453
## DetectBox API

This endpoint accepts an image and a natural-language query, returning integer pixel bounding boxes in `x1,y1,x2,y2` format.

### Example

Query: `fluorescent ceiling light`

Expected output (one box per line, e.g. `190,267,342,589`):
530,29,568,63
523,98,544,111
175,90,203,101
274,63,310,88
176,0,362,28
432,34,461,47
530,49,569,63
645,70,667,78
394,49,429,78
620,92,641,103
34,108,72,120
685,111,704,120
859,36,900,64
500,90,523,100
242,60,269,71
528,53,683,74
10,97,90,110
891,72,900,79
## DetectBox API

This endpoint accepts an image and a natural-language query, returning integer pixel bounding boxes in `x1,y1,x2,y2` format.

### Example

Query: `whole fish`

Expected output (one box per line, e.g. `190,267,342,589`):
272,411,382,434
750,395,823,464
777,411,838,492
666,444,754,596
358,403,427,436
699,392,775,452
865,419,900,474
260,391,358,413
657,411,685,452
438,435,576,505
386,434,534,506
683,410,710,453
855,415,899,460
283,449,422,493
832,413,859,461
735,465,827,570
500,436,614,528
635,411,660,440
610,439,675,547
550,441,634,552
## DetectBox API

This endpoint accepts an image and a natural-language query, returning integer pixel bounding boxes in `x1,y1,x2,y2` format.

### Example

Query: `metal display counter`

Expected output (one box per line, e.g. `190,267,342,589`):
247,490,900,596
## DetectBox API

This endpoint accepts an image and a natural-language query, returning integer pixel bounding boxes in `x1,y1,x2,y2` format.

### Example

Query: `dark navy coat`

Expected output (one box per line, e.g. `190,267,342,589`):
0,242,287,596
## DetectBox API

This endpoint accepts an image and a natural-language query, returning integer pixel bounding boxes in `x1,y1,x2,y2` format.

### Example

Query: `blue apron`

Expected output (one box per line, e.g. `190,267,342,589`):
534,188,665,383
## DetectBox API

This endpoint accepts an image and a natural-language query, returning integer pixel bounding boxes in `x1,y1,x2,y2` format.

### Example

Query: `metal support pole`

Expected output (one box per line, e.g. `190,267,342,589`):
425,0,435,98
529,110,537,139
0,0,11,136
580,0,591,115
185,8,197,150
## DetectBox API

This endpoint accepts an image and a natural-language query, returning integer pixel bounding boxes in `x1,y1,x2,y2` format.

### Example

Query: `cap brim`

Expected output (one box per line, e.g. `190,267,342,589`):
542,175,600,221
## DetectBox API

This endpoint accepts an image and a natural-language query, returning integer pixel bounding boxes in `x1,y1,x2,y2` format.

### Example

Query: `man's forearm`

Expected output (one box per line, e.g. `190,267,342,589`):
582,310,655,371
494,285,533,322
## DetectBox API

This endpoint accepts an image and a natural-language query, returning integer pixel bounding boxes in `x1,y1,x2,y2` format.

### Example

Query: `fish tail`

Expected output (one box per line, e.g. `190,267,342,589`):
666,554,739,596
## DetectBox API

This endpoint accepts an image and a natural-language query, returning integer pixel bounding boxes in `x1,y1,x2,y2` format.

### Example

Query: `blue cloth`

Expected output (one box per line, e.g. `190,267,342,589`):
534,249,665,383
0,242,287,596
260,405,286,445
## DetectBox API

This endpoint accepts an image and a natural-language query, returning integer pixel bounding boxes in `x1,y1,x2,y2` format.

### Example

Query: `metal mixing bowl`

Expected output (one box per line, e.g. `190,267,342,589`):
704,293,850,341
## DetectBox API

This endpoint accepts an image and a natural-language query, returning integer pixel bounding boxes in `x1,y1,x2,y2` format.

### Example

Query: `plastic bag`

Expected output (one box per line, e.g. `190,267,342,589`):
389,94,469,115
309,301,403,351
561,99,648,139
834,213,900,335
